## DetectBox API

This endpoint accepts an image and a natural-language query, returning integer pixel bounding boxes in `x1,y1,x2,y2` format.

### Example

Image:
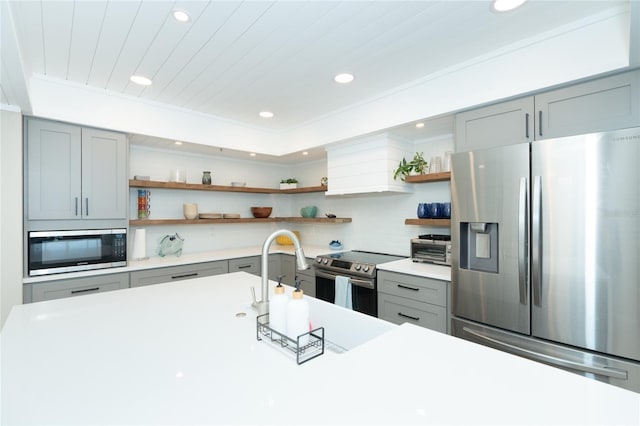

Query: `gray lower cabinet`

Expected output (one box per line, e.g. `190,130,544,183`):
278,254,296,285
377,270,449,334
228,256,260,276
455,69,640,152
130,260,228,287
26,272,130,303
267,254,315,296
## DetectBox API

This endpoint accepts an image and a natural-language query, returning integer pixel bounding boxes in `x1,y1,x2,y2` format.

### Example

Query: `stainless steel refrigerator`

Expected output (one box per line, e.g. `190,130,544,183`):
451,127,640,393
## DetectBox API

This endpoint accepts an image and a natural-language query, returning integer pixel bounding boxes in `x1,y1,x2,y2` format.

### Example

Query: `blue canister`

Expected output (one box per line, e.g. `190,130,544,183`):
417,203,431,218
442,202,451,218
429,203,442,218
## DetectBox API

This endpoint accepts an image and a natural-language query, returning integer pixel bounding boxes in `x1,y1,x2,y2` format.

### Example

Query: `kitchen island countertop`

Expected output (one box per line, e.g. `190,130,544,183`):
2,272,638,425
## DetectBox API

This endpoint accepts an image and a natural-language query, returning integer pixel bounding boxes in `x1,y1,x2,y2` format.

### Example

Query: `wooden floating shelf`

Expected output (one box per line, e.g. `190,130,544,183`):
130,217,352,226
404,172,451,183
129,179,327,194
404,218,451,226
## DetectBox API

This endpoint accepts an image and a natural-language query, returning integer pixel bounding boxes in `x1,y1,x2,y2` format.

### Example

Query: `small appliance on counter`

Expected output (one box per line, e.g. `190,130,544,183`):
411,234,452,266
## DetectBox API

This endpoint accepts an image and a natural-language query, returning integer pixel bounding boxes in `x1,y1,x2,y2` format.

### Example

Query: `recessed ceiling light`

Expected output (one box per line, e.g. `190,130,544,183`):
302,151,309,156
415,122,425,128
334,73,354,84
259,111,274,118
250,153,256,157
174,141,183,145
492,0,527,12
130,75,152,86
172,9,191,22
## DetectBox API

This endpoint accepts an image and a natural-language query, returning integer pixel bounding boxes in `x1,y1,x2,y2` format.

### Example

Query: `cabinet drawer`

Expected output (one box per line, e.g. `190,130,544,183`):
229,256,260,275
130,261,228,287
378,271,447,307
378,293,447,333
30,272,129,302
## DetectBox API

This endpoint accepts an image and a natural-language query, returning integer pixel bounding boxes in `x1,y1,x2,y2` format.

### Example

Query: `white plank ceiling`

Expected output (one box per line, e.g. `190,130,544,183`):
4,0,628,132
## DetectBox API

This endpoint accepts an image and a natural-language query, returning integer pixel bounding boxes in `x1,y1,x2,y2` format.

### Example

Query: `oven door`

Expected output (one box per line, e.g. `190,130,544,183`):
315,270,377,317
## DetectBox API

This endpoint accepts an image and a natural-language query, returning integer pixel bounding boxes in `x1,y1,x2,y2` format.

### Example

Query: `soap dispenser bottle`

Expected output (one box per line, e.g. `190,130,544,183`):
287,277,310,346
269,275,288,335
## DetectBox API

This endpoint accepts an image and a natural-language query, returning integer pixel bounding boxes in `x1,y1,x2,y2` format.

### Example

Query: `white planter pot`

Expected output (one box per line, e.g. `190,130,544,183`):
280,183,297,190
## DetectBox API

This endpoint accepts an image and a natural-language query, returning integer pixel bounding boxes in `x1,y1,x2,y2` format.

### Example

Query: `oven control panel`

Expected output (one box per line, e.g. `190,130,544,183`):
315,256,376,278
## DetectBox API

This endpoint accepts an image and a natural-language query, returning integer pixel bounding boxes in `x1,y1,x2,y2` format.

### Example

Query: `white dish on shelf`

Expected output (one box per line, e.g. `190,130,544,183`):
199,213,222,219
223,213,241,219
231,182,246,187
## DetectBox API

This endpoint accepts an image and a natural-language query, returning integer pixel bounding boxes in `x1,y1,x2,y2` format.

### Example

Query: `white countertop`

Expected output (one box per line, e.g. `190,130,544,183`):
2,272,638,425
23,244,336,284
378,258,451,281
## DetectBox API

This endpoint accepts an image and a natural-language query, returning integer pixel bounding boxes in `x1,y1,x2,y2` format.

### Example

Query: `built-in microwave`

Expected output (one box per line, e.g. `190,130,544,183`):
28,229,127,276
411,235,452,266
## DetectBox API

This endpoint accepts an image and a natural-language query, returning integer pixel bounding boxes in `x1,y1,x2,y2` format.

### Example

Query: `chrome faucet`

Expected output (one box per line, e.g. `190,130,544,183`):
252,229,309,315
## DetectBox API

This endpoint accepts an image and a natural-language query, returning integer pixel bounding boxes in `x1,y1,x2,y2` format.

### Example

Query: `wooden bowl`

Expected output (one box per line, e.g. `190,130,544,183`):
251,207,272,218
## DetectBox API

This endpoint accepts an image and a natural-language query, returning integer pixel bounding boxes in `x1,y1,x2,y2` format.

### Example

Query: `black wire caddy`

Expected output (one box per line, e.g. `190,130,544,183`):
256,313,325,364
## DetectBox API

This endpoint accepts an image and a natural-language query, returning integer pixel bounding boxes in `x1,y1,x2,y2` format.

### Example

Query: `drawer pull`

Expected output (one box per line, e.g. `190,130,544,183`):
71,287,100,294
398,312,420,321
397,284,419,291
171,272,198,279
237,265,252,269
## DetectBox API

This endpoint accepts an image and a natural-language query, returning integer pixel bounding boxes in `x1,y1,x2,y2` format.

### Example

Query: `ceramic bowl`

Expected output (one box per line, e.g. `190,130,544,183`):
250,207,272,218
300,206,318,218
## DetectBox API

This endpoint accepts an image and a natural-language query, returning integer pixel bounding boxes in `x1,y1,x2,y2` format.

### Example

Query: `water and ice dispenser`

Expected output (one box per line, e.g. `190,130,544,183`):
459,222,499,273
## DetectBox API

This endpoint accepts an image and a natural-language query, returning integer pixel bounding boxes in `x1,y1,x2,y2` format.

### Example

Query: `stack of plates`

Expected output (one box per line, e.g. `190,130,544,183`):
223,213,241,219
199,213,222,219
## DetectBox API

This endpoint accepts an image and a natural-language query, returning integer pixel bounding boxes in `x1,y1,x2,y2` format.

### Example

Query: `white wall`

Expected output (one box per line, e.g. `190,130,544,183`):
1,108,23,329
129,135,452,258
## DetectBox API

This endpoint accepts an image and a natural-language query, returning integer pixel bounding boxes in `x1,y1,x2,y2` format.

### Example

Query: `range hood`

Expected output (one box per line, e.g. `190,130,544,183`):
325,133,413,196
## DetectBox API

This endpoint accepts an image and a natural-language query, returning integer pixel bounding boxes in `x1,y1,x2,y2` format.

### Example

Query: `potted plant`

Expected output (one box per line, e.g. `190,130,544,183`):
280,178,299,190
393,152,428,181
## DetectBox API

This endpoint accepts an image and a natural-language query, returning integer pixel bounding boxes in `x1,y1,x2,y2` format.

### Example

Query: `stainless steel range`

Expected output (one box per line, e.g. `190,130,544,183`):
314,250,405,317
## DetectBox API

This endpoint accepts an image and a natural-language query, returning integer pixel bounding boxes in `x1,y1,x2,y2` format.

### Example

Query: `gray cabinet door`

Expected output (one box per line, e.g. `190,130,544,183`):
27,119,82,219
535,70,640,140
26,118,127,221
378,270,449,334
81,128,127,219
130,261,229,287
455,97,534,152
296,257,315,297
278,255,296,285
30,272,129,302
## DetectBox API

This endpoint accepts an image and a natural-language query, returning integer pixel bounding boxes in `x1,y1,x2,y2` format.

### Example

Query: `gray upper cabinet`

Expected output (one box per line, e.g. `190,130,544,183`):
455,70,640,151
26,118,127,220
455,97,534,152
535,71,640,139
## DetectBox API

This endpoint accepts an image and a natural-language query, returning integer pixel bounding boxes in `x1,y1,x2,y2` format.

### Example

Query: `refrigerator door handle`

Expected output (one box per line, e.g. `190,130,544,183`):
462,327,629,380
532,175,542,306
518,177,528,305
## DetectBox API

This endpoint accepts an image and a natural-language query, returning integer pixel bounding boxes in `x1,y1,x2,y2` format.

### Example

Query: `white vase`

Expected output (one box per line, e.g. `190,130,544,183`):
183,203,198,219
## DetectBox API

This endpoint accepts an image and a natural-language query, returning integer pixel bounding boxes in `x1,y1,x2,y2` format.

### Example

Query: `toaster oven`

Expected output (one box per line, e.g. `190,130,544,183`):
411,235,452,266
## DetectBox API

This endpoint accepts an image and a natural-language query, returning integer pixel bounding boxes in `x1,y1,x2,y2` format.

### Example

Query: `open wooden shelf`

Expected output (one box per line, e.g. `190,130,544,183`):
404,218,451,227
129,179,327,194
130,217,352,226
404,172,451,183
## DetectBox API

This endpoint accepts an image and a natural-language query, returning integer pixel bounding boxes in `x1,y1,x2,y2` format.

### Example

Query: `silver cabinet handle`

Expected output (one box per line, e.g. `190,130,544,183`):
85,197,89,216
397,284,419,291
518,177,528,305
462,327,628,380
532,176,542,306
525,113,530,139
538,110,543,137
237,264,252,269
74,197,79,216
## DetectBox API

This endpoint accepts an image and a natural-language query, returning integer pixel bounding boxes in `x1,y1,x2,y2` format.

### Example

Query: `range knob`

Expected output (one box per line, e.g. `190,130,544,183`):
362,265,370,273
316,257,322,263
323,258,329,265
354,264,361,271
